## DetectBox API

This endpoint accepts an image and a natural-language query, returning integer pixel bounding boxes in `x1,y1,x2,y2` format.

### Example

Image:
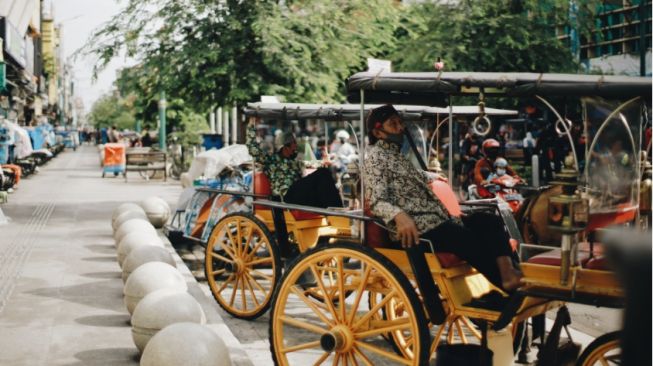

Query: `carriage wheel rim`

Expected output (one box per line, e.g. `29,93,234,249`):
582,338,620,365
205,214,277,318
271,247,426,365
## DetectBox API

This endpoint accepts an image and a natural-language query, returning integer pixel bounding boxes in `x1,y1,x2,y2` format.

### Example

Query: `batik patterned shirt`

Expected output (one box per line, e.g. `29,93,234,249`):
363,140,459,240
246,124,302,197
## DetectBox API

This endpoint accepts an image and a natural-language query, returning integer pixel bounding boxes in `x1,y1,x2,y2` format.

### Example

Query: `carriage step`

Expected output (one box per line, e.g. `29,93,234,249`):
464,290,510,312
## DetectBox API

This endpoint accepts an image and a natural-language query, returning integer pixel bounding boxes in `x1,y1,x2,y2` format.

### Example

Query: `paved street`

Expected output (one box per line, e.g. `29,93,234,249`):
0,146,251,366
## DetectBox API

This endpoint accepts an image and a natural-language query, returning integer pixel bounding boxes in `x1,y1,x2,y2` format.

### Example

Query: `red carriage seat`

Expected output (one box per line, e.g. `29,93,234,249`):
365,178,466,268
526,242,608,269
253,171,322,220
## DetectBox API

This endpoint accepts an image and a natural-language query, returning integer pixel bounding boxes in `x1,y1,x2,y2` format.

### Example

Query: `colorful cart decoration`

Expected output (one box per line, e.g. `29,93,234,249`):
102,143,126,177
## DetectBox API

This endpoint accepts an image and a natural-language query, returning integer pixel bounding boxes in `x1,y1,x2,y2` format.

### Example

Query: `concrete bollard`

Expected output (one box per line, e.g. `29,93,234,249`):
122,245,176,283
117,232,165,268
113,209,148,232
114,219,157,244
123,262,187,315
140,197,171,229
131,289,206,353
141,323,231,366
112,203,144,224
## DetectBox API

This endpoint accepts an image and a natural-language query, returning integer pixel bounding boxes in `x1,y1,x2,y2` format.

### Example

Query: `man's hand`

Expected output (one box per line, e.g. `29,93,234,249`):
394,212,420,248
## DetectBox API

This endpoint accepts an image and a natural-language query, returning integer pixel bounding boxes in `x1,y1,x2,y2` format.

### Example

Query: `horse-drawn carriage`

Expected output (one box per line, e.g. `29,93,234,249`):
172,72,650,365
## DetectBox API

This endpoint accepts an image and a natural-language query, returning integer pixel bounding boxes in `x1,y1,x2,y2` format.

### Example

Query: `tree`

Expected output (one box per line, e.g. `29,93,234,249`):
83,0,403,109
87,93,137,130
391,0,599,73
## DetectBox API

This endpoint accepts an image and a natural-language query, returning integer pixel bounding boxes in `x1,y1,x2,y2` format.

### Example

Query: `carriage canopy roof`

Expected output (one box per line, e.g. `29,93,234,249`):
244,102,516,120
346,71,652,104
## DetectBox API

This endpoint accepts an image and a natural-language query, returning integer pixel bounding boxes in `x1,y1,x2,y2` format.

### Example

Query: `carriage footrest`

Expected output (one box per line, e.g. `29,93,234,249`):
464,290,510,312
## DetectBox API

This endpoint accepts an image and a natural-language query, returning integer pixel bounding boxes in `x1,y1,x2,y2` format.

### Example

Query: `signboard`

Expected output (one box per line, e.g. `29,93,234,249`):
1,19,26,67
367,58,392,73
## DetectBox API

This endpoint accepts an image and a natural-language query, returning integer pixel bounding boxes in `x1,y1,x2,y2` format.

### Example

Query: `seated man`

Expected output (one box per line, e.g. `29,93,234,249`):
473,138,522,198
246,119,342,208
363,104,522,291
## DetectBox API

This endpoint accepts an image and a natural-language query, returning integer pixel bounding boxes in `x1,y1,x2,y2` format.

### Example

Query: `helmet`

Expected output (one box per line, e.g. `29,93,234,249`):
494,157,508,169
482,138,500,158
335,130,350,141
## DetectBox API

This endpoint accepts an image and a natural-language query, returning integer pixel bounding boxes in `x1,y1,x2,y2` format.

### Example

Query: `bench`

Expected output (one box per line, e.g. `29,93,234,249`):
125,150,167,182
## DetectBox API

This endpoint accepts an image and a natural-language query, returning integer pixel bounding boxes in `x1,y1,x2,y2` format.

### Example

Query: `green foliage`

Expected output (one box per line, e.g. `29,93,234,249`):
391,0,599,73
87,93,137,130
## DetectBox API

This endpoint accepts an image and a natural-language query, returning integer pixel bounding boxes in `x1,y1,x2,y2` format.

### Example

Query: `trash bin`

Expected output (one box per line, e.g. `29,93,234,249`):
435,344,493,366
201,134,223,150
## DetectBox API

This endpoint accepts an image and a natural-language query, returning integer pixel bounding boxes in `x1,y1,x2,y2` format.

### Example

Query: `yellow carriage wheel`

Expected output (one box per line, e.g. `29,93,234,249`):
304,255,354,304
205,212,280,320
269,242,430,366
576,331,620,366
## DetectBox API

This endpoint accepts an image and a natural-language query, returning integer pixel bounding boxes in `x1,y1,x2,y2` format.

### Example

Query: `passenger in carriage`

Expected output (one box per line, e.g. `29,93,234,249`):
246,119,343,208
363,104,523,291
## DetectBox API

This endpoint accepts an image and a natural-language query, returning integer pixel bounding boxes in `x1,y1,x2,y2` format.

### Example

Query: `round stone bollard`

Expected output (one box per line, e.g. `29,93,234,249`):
141,323,231,366
113,209,148,232
131,289,206,353
123,262,187,315
114,218,157,244
122,245,176,283
112,202,143,224
140,197,171,229
117,232,165,268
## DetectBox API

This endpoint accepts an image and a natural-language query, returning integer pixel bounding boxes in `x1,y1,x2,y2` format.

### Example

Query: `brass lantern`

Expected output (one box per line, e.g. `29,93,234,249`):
547,155,589,285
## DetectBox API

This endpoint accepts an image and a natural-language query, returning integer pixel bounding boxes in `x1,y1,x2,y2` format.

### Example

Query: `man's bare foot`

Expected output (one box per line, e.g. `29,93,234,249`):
501,268,524,291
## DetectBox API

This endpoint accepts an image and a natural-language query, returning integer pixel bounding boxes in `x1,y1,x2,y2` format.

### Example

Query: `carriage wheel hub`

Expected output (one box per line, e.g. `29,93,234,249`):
320,325,353,352
226,258,246,275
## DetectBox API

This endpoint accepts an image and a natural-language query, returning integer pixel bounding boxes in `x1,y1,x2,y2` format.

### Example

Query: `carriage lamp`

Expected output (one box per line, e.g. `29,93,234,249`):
547,155,589,285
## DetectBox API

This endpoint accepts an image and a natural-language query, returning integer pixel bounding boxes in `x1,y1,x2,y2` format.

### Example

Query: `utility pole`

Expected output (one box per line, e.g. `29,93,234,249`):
158,91,167,151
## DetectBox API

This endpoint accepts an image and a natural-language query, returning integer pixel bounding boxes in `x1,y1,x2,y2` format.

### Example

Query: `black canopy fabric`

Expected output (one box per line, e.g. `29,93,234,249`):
243,102,517,120
346,71,652,104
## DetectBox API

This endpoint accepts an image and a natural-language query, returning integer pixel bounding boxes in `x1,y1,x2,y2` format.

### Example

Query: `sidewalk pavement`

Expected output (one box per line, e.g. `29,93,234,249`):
0,145,253,366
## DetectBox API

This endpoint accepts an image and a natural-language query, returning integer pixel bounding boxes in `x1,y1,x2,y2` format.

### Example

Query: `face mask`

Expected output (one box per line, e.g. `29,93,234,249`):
379,129,404,146
496,168,506,176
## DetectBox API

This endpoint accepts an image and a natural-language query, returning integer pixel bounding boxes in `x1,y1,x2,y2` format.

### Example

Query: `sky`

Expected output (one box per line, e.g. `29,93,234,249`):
52,0,132,113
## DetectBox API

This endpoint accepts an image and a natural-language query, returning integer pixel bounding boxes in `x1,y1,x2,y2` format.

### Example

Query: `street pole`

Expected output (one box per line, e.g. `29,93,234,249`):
158,91,167,151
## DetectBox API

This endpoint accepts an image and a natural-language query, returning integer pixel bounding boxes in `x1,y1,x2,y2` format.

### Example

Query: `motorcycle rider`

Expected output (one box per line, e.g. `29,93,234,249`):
473,138,521,198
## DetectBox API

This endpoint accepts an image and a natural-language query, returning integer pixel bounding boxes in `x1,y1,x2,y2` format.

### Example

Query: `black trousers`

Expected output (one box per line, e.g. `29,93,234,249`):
283,168,343,208
422,212,512,289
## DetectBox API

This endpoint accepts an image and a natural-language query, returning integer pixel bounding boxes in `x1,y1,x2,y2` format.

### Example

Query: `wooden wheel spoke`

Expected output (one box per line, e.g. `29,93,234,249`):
280,315,327,335
211,252,234,264
347,266,372,325
289,286,333,326
310,264,339,320
245,272,267,294
250,269,274,282
355,319,411,339
245,236,266,260
225,225,238,255
313,352,331,366
354,341,412,365
228,276,240,307
460,317,482,340
455,318,467,344
241,222,256,256
353,289,397,330
280,340,321,354
211,268,226,276
352,346,373,366
236,219,243,256
336,256,346,319
247,257,273,266
216,274,236,294
348,352,359,366
243,277,260,307
240,274,248,311
332,353,340,366
218,237,238,259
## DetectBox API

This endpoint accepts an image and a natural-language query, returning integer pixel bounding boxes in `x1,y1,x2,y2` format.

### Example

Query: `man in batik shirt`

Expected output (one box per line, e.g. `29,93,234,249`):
363,104,522,291
246,119,342,208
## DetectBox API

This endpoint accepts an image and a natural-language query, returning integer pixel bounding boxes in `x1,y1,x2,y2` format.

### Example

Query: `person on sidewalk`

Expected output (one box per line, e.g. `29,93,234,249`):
363,104,522,291
246,119,342,208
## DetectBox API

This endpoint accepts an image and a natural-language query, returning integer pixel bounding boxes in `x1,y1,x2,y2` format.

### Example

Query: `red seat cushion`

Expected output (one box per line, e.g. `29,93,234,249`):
429,179,462,217
584,256,611,270
526,248,591,266
253,172,272,211
437,252,466,268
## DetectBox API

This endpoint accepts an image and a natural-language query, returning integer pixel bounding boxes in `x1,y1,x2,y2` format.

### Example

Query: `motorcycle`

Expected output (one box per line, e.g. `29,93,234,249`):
468,173,525,213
